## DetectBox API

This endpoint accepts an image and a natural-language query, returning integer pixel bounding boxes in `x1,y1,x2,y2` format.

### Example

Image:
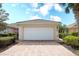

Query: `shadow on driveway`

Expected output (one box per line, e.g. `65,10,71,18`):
16,40,60,45
0,43,17,53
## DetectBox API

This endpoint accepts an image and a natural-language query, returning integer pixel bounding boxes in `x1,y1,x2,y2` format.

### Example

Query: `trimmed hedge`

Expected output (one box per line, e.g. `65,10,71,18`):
8,33,16,36
63,36,79,46
0,33,16,37
0,36,16,46
0,34,8,37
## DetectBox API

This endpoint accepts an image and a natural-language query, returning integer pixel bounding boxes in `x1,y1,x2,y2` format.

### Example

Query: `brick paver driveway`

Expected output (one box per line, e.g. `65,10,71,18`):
0,40,76,56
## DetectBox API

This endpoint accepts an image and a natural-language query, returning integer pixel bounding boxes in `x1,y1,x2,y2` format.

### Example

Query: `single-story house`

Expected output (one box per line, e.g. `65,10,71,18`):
13,19,59,40
0,26,18,34
67,23,78,33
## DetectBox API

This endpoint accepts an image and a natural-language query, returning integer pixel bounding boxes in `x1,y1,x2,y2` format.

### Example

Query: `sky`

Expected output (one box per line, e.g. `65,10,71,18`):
2,3,76,25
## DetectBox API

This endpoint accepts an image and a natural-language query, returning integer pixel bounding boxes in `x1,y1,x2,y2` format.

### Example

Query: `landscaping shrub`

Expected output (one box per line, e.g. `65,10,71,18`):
63,36,79,46
0,36,16,46
68,32,78,36
71,32,78,36
0,34,8,37
8,33,16,36
59,33,67,38
0,33,16,37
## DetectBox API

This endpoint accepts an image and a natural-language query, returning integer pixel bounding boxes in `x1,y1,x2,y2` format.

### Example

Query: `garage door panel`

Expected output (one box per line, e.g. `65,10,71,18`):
24,28,54,40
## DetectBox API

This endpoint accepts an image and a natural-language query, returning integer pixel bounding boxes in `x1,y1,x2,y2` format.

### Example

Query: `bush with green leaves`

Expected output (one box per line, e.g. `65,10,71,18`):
0,34,8,37
63,36,79,46
8,33,16,36
70,32,78,36
0,36,16,46
59,33,67,38
0,33,16,37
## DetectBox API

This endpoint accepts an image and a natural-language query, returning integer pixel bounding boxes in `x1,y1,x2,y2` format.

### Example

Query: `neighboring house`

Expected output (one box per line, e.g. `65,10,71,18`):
67,23,78,33
0,26,18,34
6,26,18,33
13,19,59,40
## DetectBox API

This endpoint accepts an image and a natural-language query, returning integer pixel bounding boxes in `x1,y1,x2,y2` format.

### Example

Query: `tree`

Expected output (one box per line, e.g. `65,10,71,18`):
0,4,9,31
58,22,68,34
58,22,63,33
60,3,79,36
58,22,68,38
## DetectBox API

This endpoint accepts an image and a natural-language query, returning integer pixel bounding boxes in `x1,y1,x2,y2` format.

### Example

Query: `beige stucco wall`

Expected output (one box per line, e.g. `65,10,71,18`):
68,25,78,33
18,20,59,40
19,27,24,40
68,28,78,32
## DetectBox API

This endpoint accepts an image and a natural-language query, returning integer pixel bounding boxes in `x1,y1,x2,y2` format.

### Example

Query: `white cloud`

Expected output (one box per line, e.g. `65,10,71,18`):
25,3,62,20
54,4,62,12
35,3,62,16
38,3,54,16
30,16,42,19
50,16,61,22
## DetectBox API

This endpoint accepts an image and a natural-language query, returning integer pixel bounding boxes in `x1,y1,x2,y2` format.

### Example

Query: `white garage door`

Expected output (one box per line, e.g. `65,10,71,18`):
23,28,54,40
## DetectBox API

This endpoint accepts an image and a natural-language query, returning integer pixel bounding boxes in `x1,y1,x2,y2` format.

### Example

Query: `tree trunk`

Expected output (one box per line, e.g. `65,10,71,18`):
76,19,79,36
73,4,79,36
74,11,79,36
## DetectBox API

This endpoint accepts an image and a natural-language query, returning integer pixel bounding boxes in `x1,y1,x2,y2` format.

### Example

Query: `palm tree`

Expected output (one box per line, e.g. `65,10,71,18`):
60,3,79,36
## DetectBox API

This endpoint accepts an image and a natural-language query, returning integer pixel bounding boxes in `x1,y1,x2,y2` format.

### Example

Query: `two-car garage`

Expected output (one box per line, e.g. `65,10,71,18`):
23,28,54,40
18,19,58,40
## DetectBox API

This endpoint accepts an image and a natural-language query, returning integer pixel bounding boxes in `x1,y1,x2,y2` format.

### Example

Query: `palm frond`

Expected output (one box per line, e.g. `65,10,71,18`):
67,3,74,9
0,3,2,8
65,7,70,13
59,3,66,7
